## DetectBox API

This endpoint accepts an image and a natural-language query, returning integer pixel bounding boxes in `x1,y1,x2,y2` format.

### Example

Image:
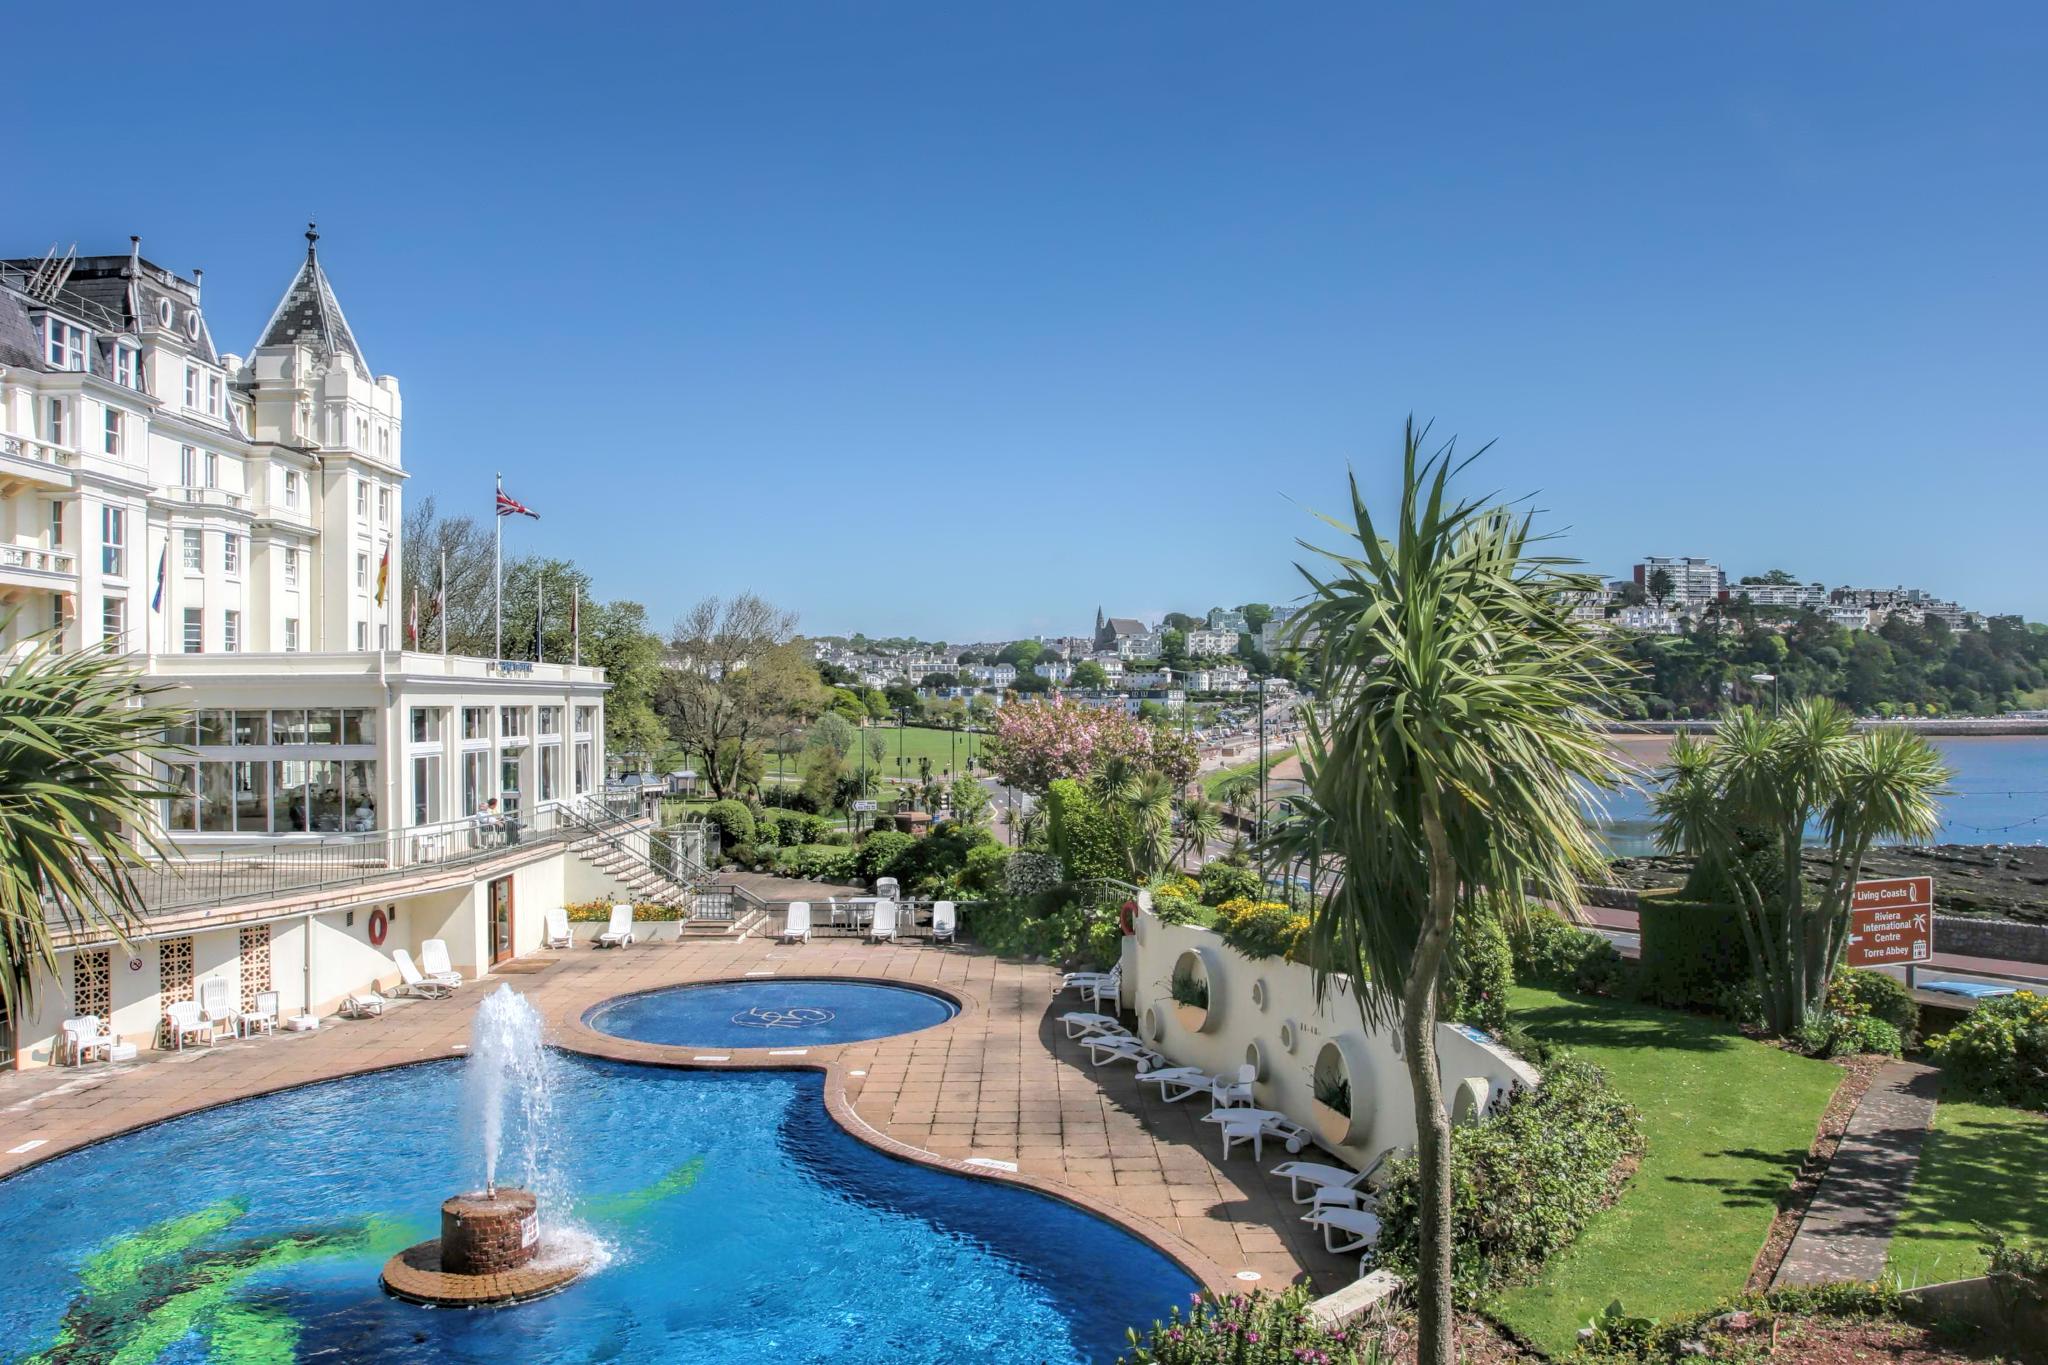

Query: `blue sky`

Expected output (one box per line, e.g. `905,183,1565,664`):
11,3,2044,638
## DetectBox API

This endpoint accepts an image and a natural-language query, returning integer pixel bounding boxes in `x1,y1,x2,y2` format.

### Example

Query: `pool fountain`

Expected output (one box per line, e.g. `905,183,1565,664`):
381,984,589,1306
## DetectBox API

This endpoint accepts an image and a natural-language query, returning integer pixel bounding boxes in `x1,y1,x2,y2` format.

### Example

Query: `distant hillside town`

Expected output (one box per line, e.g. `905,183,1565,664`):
1578,555,1992,637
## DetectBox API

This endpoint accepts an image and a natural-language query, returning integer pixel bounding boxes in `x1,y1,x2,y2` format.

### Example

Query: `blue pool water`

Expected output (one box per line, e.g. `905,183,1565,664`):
586,979,961,1049
0,1057,1193,1364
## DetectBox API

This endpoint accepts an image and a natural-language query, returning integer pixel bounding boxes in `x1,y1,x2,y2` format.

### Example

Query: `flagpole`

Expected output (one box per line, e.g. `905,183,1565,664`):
573,584,581,667
493,473,503,661
440,550,448,658
536,572,545,663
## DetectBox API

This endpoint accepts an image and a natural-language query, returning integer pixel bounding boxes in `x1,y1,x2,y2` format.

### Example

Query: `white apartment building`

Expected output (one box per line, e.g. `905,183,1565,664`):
1633,556,1726,606
1725,581,1827,610
1182,627,1240,657
1205,607,1247,633
1259,607,1318,656
1,232,638,1071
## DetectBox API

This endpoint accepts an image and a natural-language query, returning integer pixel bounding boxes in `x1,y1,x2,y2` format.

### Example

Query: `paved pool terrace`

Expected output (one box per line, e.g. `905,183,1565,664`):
0,937,1355,1296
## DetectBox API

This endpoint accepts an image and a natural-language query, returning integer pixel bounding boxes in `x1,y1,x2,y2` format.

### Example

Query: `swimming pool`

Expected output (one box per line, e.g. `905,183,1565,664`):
0,1056,1194,1364
586,978,961,1049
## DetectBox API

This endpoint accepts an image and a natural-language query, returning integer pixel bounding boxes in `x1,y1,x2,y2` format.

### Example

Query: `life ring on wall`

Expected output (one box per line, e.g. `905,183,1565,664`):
368,908,389,947
1119,899,1138,936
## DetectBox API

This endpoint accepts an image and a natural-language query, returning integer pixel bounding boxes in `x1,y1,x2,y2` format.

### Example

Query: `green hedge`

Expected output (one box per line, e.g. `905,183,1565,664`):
1926,991,2048,1109
1509,907,1631,997
1045,778,1127,883
703,799,755,849
854,830,915,883
1447,917,1515,1033
1637,894,1760,1009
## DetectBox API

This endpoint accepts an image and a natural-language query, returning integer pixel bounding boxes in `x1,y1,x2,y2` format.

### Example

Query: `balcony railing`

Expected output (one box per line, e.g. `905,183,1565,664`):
46,795,644,938
0,545,78,576
0,434,78,478
176,486,250,511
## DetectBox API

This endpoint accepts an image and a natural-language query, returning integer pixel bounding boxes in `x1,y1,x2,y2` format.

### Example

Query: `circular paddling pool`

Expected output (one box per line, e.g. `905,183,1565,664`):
585,979,959,1049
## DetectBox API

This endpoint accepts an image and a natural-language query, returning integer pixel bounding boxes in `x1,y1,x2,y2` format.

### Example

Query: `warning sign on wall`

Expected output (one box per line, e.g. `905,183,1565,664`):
1845,876,1934,968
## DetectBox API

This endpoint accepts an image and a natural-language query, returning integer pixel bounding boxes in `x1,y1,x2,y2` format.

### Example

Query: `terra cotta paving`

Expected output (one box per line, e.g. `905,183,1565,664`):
0,937,1353,1294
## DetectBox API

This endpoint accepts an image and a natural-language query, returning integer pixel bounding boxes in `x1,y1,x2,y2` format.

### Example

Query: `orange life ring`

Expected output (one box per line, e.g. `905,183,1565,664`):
368,908,389,947
1119,899,1138,936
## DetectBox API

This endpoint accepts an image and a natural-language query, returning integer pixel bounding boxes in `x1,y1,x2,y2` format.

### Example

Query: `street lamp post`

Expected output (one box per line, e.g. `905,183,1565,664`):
1750,672,1779,717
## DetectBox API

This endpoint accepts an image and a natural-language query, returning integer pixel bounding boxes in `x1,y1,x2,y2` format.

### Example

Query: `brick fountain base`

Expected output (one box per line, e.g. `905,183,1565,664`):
380,1189,585,1306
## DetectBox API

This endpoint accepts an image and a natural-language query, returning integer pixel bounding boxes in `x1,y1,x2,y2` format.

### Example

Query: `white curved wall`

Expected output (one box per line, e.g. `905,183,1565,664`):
1129,913,1539,1167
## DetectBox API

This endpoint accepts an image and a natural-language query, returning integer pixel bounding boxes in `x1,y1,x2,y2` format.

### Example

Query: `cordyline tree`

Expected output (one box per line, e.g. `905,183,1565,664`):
1265,421,1627,1365
1652,701,1946,1034
0,625,184,1016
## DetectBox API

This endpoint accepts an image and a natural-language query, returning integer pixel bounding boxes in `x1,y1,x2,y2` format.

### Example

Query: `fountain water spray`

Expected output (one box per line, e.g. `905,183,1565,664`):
462,984,557,1200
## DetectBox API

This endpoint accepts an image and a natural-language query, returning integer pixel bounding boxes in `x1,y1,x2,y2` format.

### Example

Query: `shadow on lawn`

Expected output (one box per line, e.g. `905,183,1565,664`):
1896,1107,2048,1252
1665,1146,1811,1210
1514,996,1744,1056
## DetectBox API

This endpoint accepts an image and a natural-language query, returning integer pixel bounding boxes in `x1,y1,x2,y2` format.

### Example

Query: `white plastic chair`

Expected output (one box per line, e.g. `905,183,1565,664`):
163,1000,212,1048
60,1016,115,1065
595,904,634,948
239,990,280,1038
868,899,898,943
1304,1205,1383,1255
931,901,956,943
198,978,235,1042
780,902,812,944
342,989,387,1019
418,939,464,986
543,907,573,949
1211,1063,1258,1110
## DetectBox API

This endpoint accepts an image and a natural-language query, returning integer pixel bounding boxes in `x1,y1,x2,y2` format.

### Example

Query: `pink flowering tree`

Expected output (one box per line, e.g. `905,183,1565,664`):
983,699,1198,794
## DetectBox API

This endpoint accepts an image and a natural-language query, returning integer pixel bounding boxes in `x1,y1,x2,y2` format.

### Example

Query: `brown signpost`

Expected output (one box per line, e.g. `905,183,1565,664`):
1846,875,1935,968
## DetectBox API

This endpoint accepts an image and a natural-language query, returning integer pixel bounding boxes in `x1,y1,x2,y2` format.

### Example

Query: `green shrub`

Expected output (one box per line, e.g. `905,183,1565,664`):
1794,1011,1904,1059
1495,1022,1563,1068
1213,897,1308,961
1927,991,2048,1109
961,843,1011,895
1117,1284,1386,1364
703,799,755,848
724,841,762,871
968,885,1115,968
854,830,915,884
1005,850,1062,898
1375,1056,1644,1301
1830,968,1919,1039
888,825,993,894
1574,938,1632,997
1195,858,1262,907
1636,895,1759,1009
1448,916,1514,1033
1511,907,1630,998
1045,778,1127,883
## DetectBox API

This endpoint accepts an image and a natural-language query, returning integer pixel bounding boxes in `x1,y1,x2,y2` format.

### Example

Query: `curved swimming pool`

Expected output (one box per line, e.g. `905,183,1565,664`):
0,1056,1193,1364
586,978,960,1049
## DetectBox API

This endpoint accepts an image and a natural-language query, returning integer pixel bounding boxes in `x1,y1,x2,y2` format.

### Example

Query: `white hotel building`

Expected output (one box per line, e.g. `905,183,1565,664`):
0,233,670,1069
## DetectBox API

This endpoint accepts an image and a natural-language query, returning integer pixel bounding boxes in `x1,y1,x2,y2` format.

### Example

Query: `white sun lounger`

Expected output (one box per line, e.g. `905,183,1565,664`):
1081,1035,1165,1070
543,906,573,950
1059,1011,1128,1040
393,949,454,999
931,900,957,944
779,901,813,944
594,904,634,949
1058,966,1118,994
419,939,464,987
869,899,898,943
1303,1204,1383,1255
341,990,387,1019
1270,1147,1402,1204
1203,1107,1310,1161
1137,1066,1221,1103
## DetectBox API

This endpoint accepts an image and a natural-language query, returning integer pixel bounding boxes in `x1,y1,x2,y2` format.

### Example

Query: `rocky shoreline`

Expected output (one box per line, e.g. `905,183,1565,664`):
1606,843,2048,925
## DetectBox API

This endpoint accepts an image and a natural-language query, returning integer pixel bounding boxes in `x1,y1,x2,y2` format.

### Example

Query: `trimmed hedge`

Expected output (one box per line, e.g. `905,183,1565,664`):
1375,1055,1645,1300
1637,894,1759,1008
1045,778,1127,883
702,799,755,849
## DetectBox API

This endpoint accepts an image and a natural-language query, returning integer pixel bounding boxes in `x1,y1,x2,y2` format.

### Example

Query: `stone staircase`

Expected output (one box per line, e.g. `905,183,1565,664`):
567,830,694,917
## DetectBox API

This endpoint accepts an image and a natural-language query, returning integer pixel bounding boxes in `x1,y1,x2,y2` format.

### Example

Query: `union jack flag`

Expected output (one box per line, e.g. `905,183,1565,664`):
495,478,539,520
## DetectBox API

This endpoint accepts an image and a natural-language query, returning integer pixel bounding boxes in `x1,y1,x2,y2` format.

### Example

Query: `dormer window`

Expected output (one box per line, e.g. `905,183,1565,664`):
207,374,222,416
114,346,140,389
44,320,87,371
184,366,199,408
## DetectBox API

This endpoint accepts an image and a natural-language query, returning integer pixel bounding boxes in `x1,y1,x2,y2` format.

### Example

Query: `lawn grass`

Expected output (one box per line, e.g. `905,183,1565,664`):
1200,749,1295,798
1486,986,1840,1355
778,724,986,784
1886,1087,2048,1288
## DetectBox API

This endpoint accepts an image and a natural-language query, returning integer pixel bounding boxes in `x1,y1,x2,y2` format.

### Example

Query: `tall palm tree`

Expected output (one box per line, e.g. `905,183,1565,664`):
0,626,184,1017
1653,699,1945,1032
1266,421,1627,1365
1173,794,1222,868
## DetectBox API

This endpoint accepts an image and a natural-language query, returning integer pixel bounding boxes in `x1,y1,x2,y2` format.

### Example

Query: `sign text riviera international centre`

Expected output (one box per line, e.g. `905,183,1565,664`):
1845,875,1935,968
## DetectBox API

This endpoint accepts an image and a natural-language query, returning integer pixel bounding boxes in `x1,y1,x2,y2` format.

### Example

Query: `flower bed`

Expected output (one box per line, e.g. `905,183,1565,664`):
564,898,682,922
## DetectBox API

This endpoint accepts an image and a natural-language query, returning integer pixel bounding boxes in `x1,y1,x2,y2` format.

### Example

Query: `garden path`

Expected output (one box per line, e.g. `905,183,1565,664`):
1774,1059,1942,1286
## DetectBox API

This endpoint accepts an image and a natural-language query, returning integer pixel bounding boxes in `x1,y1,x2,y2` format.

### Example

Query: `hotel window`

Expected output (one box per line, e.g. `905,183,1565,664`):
539,744,560,803
103,408,122,455
573,741,592,795
204,451,218,488
462,706,491,740
574,705,595,734
284,547,300,587
498,706,529,739
283,470,301,508
101,507,125,576
51,596,65,633
45,398,66,446
232,710,269,745
182,528,203,571
462,749,490,816
49,502,63,546
223,533,240,575
182,608,203,654
101,596,125,648
267,758,378,834
377,487,391,523
184,366,199,408
44,319,87,371
356,480,367,516
180,446,198,487
411,753,443,826
114,346,140,388
207,375,222,416
355,552,368,589
411,707,445,744
538,706,563,736
223,610,240,654
284,617,300,651
356,622,368,651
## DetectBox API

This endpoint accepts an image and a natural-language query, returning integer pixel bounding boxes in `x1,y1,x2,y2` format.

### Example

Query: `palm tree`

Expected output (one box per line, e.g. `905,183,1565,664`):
1266,421,1627,1365
0,626,184,1017
1653,699,1945,1032
1173,794,1222,867
1214,770,1261,833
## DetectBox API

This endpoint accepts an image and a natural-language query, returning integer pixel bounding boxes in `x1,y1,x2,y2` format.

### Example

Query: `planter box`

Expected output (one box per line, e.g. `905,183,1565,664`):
1173,1002,1210,1033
